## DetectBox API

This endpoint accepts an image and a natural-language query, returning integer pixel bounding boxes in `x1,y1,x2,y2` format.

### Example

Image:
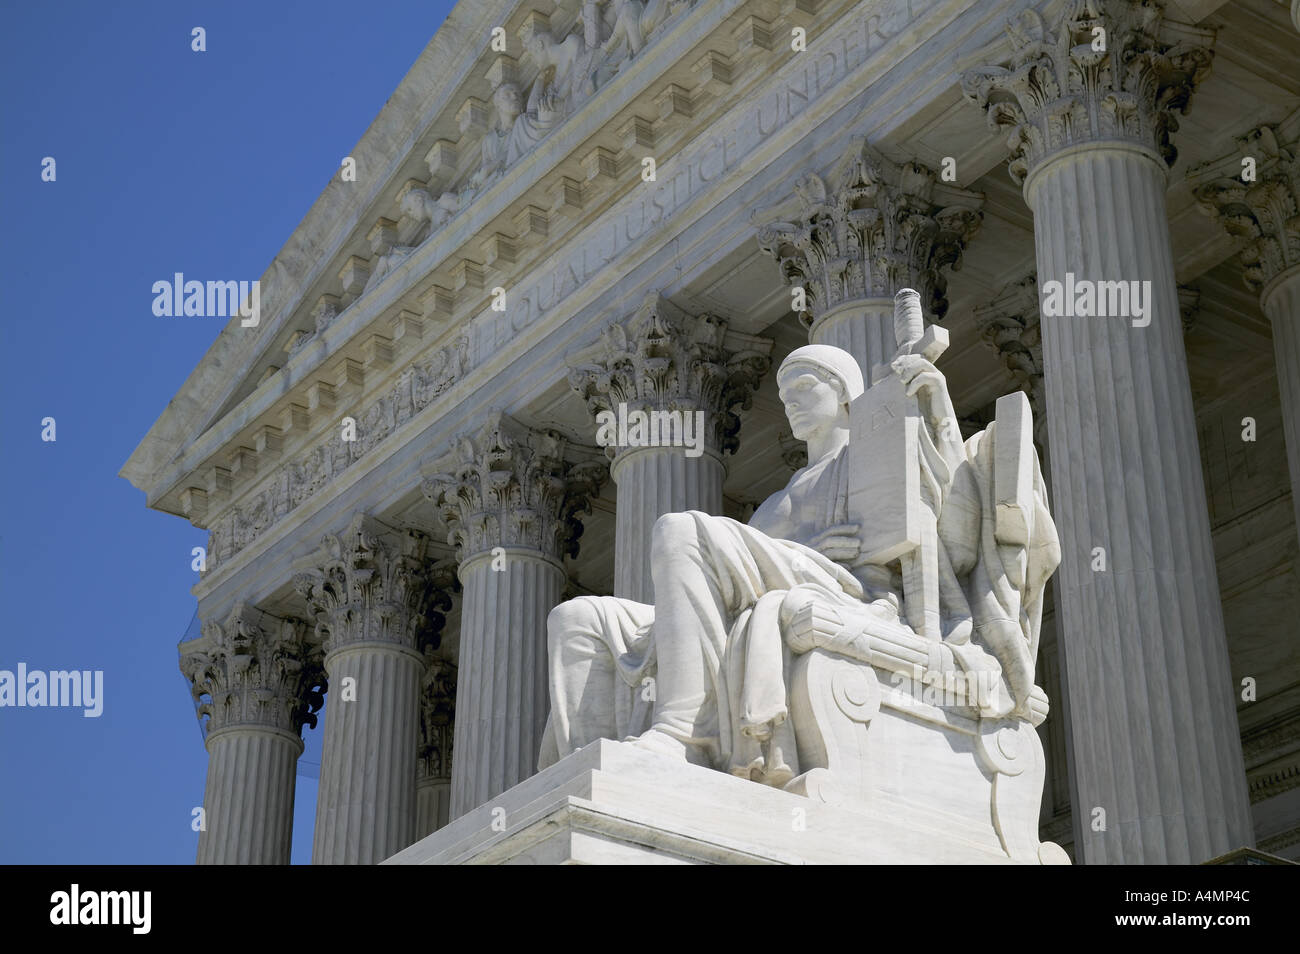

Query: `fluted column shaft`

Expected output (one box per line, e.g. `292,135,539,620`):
428,414,604,820
1026,140,1253,863
810,299,897,387
451,550,564,816
416,776,452,838
295,515,438,864
313,643,423,863
182,604,322,866
197,726,301,864
1261,267,1300,544
611,447,724,602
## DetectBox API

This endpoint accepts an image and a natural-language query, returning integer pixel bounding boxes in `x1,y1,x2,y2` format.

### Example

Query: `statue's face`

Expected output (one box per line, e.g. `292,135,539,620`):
777,366,844,441
494,85,521,121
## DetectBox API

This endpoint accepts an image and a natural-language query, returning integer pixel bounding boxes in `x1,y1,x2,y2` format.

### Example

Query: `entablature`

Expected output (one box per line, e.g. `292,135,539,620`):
134,0,962,531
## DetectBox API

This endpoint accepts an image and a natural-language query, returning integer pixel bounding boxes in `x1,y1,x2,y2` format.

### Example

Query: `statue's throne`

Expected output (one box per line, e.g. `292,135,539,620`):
777,316,1068,863
782,603,1066,864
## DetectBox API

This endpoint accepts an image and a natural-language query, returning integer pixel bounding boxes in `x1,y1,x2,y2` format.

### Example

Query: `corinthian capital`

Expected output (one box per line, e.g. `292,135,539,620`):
566,293,773,458
972,275,1046,441
422,411,607,563
754,139,982,328
1188,113,1300,293
180,603,325,738
961,0,1215,185
292,514,442,656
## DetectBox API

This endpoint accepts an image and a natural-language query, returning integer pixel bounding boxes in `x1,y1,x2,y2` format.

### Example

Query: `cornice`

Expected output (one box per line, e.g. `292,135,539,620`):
121,0,516,494
129,0,917,530
123,0,753,512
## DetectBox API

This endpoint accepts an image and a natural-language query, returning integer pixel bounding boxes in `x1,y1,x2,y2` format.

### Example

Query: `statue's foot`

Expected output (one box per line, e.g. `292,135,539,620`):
761,738,795,788
730,754,765,781
763,761,795,789
627,726,690,761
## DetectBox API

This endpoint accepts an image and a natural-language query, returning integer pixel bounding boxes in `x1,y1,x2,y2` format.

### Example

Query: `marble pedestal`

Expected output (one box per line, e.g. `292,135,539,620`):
384,733,1057,865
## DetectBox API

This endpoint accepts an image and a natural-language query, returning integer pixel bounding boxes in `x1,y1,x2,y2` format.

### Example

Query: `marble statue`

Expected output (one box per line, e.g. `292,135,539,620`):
471,26,592,183
603,0,672,58
474,84,525,187
541,289,1068,863
463,3,692,194
399,186,460,233
362,245,418,295
522,21,597,121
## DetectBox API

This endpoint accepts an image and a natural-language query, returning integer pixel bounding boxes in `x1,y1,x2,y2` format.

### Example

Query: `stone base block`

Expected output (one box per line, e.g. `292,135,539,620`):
383,738,1036,865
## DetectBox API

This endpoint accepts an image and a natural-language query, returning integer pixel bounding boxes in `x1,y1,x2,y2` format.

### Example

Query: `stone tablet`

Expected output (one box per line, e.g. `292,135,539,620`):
847,371,922,565
993,390,1034,547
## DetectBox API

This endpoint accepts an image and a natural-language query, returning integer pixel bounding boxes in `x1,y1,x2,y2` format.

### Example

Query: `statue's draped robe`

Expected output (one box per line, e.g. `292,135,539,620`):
540,447,867,780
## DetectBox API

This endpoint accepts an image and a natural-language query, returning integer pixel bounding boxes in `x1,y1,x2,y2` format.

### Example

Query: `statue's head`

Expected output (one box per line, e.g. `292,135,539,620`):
399,188,427,218
493,83,522,121
523,28,549,61
777,345,864,441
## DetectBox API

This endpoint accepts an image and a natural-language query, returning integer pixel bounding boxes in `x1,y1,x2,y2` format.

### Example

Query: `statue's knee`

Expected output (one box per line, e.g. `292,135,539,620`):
547,596,601,644
651,511,697,561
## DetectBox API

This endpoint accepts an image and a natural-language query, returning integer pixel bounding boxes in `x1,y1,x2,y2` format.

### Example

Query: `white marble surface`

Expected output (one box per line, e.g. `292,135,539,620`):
386,738,1056,865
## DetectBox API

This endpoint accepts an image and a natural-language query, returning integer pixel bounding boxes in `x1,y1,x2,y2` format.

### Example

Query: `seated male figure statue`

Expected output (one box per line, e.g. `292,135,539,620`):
539,333,1048,785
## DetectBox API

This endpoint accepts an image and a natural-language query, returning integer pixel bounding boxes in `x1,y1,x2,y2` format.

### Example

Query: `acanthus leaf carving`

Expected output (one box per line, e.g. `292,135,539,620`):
972,274,1047,443
1188,114,1300,292
754,140,982,328
417,651,457,781
294,514,441,655
961,0,1215,186
423,411,608,563
179,604,326,738
567,294,773,457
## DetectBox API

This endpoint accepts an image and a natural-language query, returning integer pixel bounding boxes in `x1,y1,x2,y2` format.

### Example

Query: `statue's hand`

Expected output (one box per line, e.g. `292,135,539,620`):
892,353,959,440
891,353,945,399
808,523,861,565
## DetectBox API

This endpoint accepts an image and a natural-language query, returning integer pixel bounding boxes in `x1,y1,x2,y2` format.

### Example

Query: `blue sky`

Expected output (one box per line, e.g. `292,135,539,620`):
0,0,456,864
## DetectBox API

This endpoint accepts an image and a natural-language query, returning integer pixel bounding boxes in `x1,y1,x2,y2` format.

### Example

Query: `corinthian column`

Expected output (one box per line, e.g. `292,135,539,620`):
568,293,772,601
416,650,456,839
963,0,1253,863
295,515,440,864
973,275,1053,475
180,603,324,865
755,142,983,384
425,413,605,817
1190,113,1300,547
